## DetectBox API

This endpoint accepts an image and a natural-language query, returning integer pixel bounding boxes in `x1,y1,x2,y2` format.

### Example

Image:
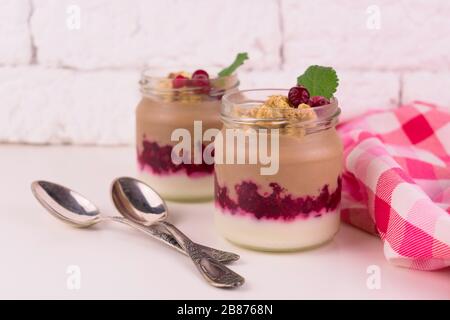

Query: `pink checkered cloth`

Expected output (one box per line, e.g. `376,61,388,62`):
337,101,450,270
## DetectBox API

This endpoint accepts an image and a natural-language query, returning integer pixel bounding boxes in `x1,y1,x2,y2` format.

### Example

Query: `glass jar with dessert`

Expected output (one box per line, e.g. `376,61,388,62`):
136,53,248,201
214,66,343,251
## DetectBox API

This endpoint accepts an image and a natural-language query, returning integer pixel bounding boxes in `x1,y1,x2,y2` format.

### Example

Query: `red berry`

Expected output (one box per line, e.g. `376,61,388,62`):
309,96,330,107
191,74,210,87
192,69,209,78
191,70,211,94
172,74,187,89
288,86,310,107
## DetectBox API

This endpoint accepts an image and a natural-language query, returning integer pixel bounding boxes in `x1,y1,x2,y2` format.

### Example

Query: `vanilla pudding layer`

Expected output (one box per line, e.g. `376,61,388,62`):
215,208,340,251
139,171,213,201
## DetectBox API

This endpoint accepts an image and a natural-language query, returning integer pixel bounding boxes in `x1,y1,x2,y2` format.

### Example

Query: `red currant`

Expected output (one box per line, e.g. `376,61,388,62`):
192,69,209,78
309,96,330,107
288,86,310,107
172,74,187,89
191,70,211,94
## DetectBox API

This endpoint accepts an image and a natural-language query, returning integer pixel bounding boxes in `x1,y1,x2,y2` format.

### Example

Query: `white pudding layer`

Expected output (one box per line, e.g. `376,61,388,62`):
138,171,213,202
215,209,340,251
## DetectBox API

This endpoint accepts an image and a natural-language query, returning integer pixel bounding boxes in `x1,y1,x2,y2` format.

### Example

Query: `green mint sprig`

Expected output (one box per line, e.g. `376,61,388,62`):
218,52,249,77
297,65,339,99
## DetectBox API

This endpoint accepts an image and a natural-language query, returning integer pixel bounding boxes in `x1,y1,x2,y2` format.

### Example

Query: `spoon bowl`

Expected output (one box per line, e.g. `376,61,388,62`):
111,177,168,226
31,180,101,228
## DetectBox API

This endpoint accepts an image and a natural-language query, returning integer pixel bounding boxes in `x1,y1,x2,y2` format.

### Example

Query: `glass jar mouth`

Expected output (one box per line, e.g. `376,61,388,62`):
139,68,240,97
221,88,340,128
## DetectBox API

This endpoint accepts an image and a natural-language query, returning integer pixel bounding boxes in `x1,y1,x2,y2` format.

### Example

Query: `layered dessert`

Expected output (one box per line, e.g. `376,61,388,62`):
215,66,343,250
136,53,248,201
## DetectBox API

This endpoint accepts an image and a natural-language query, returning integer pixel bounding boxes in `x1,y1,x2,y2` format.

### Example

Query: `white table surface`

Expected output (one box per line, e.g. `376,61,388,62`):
1,145,449,300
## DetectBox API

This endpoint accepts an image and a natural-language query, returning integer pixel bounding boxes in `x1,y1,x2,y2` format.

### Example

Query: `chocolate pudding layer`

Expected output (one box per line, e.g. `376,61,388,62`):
214,89,343,250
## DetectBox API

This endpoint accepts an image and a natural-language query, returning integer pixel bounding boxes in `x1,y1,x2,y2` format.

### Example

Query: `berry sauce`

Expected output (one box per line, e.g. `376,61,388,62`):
215,176,341,221
137,139,214,177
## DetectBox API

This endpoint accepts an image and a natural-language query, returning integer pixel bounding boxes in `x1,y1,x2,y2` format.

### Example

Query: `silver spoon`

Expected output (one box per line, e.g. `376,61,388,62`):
111,177,245,288
31,180,238,264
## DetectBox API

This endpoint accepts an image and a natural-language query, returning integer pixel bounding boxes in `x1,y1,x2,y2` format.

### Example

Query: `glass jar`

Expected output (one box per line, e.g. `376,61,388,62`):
214,89,343,251
136,70,239,201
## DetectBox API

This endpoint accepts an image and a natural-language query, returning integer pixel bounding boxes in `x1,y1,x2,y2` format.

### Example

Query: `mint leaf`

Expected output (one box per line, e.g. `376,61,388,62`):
297,65,339,99
218,52,249,77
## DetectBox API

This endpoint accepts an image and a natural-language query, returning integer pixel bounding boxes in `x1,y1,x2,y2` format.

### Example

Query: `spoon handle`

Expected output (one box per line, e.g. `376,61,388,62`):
107,216,239,264
158,221,245,288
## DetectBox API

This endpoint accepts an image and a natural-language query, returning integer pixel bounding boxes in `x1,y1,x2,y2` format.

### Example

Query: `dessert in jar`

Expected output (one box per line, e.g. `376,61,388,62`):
214,66,343,251
136,53,248,201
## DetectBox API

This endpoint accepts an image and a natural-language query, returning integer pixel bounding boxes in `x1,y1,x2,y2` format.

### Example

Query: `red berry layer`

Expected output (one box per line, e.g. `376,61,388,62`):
215,176,341,220
138,139,214,177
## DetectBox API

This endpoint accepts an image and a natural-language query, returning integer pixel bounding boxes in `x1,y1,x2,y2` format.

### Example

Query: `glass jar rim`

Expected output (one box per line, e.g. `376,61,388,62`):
139,68,240,95
140,67,239,81
221,88,340,127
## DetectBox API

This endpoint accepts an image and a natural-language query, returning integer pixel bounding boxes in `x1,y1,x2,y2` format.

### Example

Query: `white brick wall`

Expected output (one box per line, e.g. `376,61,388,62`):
403,72,450,107
0,0,31,64
282,0,450,72
0,0,449,145
0,67,139,144
31,0,281,70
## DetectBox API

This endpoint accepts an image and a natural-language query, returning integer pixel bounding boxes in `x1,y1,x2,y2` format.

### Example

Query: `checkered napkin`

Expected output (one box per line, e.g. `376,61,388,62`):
337,101,450,270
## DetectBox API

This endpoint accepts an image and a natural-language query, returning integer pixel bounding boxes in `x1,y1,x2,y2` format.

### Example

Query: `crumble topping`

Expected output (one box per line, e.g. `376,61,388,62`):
264,95,292,109
154,71,202,103
232,95,318,137
242,95,317,122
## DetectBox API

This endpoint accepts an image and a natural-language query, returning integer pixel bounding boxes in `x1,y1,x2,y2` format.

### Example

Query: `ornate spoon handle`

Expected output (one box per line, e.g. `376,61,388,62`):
108,216,239,264
159,221,245,288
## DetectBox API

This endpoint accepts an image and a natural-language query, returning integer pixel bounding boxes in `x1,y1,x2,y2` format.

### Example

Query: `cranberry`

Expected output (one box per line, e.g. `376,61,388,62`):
309,96,330,107
172,74,187,89
191,70,211,94
192,69,209,78
191,74,210,87
288,86,310,107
